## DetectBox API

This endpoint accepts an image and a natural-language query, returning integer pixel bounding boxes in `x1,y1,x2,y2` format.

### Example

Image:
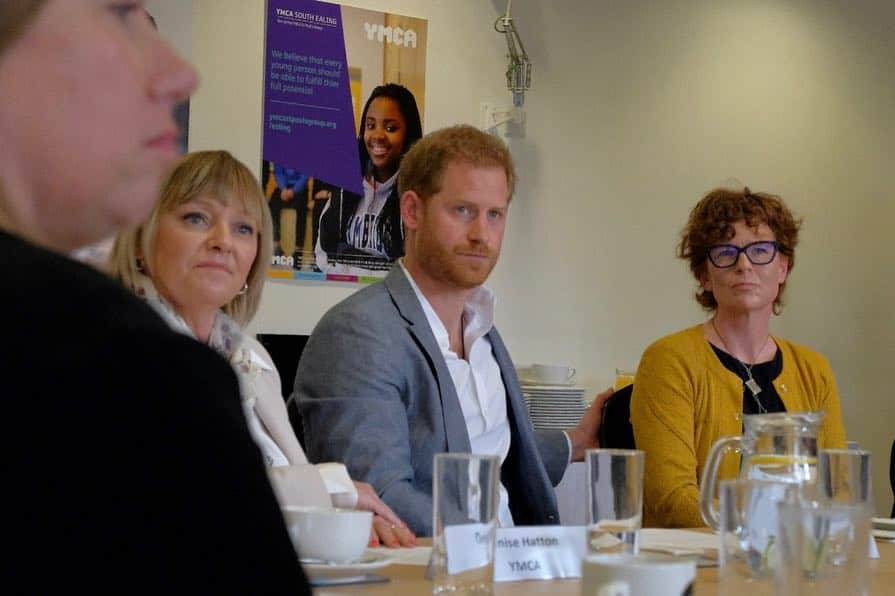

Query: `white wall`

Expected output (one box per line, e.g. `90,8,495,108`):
182,0,894,514
146,0,191,59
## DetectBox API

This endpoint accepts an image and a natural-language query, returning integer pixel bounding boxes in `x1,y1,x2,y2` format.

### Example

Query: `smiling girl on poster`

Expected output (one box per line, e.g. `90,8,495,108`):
314,83,422,274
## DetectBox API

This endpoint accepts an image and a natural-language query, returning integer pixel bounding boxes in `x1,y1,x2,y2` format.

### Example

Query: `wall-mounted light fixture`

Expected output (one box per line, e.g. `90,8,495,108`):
495,0,531,108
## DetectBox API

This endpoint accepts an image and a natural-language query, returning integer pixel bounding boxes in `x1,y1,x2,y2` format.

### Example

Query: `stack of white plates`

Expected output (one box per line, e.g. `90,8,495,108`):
873,518,895,541
521,383,587,431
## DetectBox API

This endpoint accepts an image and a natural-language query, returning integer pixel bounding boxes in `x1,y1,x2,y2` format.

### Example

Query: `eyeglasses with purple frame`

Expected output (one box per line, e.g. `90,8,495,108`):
706,240,779,268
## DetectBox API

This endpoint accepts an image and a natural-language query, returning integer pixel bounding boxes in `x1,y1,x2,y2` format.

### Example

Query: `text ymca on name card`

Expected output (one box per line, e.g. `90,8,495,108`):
494,526,587,582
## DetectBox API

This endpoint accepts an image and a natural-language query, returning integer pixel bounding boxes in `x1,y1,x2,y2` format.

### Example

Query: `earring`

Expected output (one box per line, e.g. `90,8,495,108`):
238,283,248,295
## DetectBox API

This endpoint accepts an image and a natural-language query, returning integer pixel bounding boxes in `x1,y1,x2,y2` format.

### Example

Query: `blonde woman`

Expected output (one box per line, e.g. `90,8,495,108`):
108,150,415,547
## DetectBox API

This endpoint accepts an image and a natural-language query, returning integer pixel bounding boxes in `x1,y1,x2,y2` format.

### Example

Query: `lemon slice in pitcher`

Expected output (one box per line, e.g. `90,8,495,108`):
746,454,817,483
748,454,817,466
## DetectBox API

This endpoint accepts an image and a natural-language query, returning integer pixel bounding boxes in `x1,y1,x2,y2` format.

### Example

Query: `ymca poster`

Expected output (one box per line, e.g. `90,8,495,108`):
262,0,427,283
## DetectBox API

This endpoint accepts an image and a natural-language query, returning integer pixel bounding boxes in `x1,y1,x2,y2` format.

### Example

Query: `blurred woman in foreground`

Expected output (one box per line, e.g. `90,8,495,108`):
1,2,309,592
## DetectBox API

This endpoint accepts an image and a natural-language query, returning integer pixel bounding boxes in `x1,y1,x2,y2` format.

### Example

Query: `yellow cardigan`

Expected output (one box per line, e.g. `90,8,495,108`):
630,324,846,528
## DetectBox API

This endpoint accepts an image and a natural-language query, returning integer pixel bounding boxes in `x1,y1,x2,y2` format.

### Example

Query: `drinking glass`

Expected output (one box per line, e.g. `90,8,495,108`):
718,479,795,595
585,448,644,554
614,368,635,391
775,499,872,595
816,448,872,506
431,453,500,595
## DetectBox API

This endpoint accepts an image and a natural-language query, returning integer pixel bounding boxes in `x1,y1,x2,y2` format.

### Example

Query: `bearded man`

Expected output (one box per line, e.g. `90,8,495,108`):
295,125,608,536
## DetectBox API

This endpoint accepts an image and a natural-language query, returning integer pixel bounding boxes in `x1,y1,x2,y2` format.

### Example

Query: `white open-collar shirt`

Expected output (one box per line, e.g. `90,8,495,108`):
399,261,515,527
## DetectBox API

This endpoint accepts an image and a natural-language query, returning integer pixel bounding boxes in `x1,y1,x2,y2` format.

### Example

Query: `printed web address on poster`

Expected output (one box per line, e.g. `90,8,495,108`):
268,113,337,133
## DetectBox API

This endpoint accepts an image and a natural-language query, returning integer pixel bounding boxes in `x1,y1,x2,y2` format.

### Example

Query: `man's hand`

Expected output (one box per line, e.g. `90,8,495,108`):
566,387,614,461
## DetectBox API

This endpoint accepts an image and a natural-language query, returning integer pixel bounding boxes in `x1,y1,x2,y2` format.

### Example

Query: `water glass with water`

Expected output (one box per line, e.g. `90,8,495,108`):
718,478,795,595
816,448,873,506
585,448,644,554
431,453,500,595
775,499,872,595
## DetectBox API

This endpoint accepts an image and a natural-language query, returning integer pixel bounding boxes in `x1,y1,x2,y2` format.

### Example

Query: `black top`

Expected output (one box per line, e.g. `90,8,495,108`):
2,231,309,594
890,439,894,517
710,343,786,415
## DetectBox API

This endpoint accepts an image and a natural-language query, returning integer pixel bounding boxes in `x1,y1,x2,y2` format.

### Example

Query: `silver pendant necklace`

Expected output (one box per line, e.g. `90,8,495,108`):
710,318,769,413
741,362,762,398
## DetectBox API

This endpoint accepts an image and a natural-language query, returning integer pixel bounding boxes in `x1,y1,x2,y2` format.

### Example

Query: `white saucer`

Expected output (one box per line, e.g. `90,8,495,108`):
300,550,393,579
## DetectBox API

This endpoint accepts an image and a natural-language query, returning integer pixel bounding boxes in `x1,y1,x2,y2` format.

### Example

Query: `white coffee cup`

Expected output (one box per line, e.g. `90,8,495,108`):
280,506,372,562
581,553,695,596
529,363,576,385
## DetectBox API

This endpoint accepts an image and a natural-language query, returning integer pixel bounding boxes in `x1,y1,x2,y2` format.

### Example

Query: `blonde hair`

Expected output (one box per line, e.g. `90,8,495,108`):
108,151,272,326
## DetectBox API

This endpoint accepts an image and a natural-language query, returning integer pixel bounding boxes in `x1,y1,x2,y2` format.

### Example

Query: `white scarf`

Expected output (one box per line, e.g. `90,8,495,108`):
133,275,354,507
133,274,264,408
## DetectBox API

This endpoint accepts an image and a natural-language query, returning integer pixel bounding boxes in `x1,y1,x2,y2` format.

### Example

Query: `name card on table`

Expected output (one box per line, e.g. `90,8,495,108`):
494,526,586,582
443,522,494,574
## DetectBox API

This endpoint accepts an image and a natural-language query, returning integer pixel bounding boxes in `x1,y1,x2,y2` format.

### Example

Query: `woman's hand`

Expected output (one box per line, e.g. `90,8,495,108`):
370,514,416,547
354,481,416,547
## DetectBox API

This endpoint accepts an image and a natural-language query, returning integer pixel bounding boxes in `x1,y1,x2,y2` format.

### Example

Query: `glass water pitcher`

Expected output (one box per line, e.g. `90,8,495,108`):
700,411,825,529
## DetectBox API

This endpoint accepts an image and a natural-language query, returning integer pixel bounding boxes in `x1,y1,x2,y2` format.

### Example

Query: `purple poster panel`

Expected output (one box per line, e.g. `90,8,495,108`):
262,0,428,284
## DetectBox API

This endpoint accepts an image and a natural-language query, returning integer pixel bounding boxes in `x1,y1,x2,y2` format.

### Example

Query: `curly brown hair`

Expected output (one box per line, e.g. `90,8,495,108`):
678,186,802,314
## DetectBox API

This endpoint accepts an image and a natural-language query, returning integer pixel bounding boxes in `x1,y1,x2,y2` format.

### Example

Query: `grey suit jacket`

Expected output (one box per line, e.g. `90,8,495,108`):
295,268,568,536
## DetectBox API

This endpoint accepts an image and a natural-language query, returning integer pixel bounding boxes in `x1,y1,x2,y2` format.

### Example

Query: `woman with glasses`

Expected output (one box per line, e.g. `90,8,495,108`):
630,187,846,528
